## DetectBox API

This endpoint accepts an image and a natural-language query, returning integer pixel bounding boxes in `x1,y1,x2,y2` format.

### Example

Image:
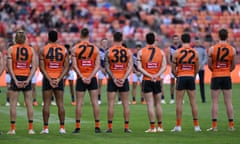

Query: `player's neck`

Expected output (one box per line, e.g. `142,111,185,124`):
182,43,190,47
113,42,122,46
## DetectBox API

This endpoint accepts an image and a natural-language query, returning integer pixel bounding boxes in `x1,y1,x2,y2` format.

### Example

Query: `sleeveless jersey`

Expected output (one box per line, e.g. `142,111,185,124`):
75,41,99,78
141,45,163,80
108,45,130,79
43,43,67,79
170,44,182,62
11,44,33,76
211,42,234,77
176,46,198,77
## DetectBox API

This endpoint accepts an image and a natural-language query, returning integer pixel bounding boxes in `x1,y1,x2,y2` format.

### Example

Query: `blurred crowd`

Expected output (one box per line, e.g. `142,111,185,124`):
0,0,240,61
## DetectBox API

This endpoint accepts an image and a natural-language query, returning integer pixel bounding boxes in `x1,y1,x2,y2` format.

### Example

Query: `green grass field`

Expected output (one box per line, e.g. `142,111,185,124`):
0,84,239,144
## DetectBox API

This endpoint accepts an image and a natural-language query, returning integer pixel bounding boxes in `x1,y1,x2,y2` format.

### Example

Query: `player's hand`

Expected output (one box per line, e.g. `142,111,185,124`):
136,72,141,77
50,79,58,88
23,80,30,88
114,79,123,87
82,77,91,84
15,80,24,88
151,75,158,82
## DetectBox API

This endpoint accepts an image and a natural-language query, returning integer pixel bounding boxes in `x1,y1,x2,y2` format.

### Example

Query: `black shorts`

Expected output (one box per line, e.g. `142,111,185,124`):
42,77,64,91
176,76,195,90
142,80,162,94
10,76,32,91
76,77,98,91
107,79,129,92
211,77,232,90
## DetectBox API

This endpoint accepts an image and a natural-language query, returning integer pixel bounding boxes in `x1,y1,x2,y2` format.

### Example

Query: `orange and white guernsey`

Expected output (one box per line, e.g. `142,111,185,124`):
108,45,130,79
11,44,33,76
141,45,163,80
43,43,67,79
176,46,198,77
75,41,98,78
211,43,234,78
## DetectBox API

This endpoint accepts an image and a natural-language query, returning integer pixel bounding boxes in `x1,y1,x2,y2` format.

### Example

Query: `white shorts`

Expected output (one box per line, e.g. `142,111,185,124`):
132,73,143,83
6,73,11,83
97,70,107,80
31,73,37,84
67,70,76,80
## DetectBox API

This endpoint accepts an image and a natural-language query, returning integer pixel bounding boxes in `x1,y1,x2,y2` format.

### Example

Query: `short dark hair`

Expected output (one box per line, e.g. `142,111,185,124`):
218,28,228,41
48,30,58,42
181,33,191,43
113,32,123,42
81,28,89,38
146,32,155,44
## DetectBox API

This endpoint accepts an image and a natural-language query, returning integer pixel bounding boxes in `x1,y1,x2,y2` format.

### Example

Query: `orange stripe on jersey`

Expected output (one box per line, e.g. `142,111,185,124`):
11,44,33,76
43,43,66,79
211,43,234,77
176,47,198,77
75,41,98,78
141,45,163,80
108,45,130,79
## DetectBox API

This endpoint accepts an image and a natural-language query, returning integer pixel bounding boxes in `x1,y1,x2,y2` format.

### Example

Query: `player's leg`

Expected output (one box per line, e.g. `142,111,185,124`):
40,77,53,134
154,81,163,132
170,76,175,104
69,79,75,105
106,78,117,132
32,83,38,106
23,89,35,134
223,89,234,130
97,78,103,104
187,89,201,131
41,89,52,134
131,73,137,104
54,89,66,134
144,92,156,132
120,90,131,132
8,90,18,134
88,77,101,132
198,70,206,103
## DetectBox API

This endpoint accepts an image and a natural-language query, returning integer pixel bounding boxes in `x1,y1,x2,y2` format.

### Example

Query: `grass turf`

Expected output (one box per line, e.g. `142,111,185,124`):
0,84,239,144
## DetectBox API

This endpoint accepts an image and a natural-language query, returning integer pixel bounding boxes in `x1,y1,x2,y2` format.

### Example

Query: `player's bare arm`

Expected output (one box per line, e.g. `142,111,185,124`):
0,52,4,75
207,46,214,72
153,50,167,79
56,48,69,84
88,48,100,79
39,48,52,82
7,46,18,84
231,47,237,72
171,51,178,77
24,47,37,86
104,50,114,79
137,49,153,79
71,46,84,79
194,51,200,77
122,50,133,81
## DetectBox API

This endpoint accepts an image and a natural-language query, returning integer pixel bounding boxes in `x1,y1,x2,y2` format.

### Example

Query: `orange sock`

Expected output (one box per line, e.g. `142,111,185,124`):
95,120,100,128
28,122,33,130
108,120,112,129
150,122,155,129
124,121,129,129
229,119,234,128
60,125,64,129
76,120,80,129
158,122,162,128
193,119,199,126
176,119,181,126
44,125,48,129
11,123,16,130
212,119,217,128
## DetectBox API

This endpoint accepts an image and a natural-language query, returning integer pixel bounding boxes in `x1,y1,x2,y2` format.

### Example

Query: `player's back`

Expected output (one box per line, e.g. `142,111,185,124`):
75,41,98,78
211,42,234,77
176,46,198,77
141,45,163,80
11,43,33,76
108,45,130,79
43,43,66,79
